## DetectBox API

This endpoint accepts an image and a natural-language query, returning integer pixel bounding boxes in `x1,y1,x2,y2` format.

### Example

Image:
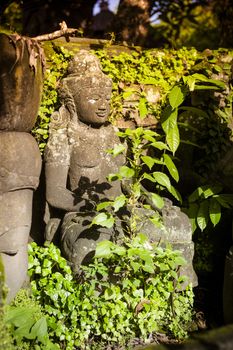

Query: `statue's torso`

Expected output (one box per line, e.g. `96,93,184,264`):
68,122,124,200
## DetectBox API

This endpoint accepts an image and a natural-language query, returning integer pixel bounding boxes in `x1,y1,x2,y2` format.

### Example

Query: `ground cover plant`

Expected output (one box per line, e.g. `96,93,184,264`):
24,238,194,350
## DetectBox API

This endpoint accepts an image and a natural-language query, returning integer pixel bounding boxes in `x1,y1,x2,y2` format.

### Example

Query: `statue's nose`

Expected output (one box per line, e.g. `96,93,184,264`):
99,99,107,109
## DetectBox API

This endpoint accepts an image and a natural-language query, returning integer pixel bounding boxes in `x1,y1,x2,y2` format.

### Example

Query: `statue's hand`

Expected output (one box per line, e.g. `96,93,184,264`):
45,218,61,242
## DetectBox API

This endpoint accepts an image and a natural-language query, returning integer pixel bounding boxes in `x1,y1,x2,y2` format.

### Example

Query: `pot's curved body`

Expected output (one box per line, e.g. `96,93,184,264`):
0,33,43,131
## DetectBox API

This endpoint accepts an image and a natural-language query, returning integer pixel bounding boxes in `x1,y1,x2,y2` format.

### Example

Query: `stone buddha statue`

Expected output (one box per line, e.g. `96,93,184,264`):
45,50,125,272
45,50,197,287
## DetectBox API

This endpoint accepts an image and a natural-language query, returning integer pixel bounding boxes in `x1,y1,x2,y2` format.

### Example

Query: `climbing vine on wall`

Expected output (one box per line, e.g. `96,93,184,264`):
32,45,74,151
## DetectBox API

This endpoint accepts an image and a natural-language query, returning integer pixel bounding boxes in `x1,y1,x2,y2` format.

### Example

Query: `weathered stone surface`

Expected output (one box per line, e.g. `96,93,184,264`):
0,34,43,301
0,132,41,193
45,50,125,269
0,34,43,131
61,212,112,273
133,199,198,287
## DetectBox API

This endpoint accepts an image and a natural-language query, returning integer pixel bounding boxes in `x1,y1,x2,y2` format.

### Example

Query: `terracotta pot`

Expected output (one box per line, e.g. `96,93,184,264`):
0,33,44,131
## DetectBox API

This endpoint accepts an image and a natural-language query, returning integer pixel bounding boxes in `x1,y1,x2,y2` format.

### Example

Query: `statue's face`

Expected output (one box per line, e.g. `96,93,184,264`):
75,86,111,125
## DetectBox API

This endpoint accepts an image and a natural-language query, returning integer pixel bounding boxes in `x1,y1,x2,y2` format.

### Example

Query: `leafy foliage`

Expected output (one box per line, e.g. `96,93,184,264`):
93,126,182,235
5,290,58,350
32,45,74,152
95,47,198,124
0,257,14,350
27,239,194,349
183,185,233,233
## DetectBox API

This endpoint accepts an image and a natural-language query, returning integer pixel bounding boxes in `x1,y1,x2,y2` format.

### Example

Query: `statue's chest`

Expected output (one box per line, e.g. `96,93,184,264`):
70,126,123,169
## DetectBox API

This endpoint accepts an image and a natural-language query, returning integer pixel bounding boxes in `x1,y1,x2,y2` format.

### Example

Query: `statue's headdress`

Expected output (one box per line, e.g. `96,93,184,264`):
58,50,112,120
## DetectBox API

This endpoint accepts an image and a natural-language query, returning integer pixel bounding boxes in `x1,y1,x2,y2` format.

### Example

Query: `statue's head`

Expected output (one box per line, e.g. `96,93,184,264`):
59,50,112,126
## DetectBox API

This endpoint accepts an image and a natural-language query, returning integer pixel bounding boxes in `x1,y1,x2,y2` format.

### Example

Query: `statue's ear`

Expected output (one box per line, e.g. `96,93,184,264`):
58,79,77,123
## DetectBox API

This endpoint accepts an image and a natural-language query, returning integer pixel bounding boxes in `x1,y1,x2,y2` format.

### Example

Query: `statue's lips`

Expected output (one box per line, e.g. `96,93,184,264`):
96,112,107,118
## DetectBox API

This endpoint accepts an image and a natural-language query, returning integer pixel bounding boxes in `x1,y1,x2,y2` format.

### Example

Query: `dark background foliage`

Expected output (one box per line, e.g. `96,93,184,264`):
0,0,233,49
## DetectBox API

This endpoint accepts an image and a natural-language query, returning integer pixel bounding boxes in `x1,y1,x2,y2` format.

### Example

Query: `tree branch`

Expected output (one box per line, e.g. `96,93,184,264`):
32,21,79,42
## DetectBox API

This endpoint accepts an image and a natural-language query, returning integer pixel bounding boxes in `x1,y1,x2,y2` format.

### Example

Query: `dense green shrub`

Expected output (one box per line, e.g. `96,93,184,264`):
27,239,194,349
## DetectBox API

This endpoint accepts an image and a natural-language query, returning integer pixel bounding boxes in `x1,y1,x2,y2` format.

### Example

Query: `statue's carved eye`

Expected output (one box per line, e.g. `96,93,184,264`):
92,95,100,101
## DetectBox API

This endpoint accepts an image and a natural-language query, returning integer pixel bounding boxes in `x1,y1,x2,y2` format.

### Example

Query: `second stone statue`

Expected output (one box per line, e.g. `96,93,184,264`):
44,50,125,273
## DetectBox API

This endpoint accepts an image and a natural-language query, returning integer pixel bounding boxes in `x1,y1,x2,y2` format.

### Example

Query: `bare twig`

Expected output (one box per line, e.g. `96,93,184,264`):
32,21,78,42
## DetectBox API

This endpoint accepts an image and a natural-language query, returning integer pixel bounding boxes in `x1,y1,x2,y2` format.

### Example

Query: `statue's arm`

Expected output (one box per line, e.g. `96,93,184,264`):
45,162,83,212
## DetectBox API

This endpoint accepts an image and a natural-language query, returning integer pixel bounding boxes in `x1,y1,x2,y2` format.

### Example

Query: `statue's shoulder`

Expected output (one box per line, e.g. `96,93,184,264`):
49,106,70,131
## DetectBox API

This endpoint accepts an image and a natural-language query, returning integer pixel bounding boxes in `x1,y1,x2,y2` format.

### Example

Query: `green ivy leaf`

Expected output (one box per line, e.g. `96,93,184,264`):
107,144,126,157
144,173,157,183
163,154,179,182
95,240,114,258
6,307,36,328
119,165,135,178
96,201,112,211
173,256,186,267
150,141,169,151
188,187,204,203
113,194,126,212
91,213,114,228
183,75,196,91
169,85,185,109
202,185,222,199
107,173,120,182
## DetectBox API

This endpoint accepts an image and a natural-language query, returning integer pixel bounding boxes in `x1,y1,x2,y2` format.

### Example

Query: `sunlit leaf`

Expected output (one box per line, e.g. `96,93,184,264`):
151,193,164,209
169,85,185,109
139,97,148,119
30,317,47,341
152,172,171,191
163,154,179,182
95,240,114,258
161,106,178,134
107,144,126,157
141,155,156,170
119,165,135,178
113,194,126,212
170,185,182,203
197,201,209,231
96,201,112,211
166,124,180,154
209,198,221,226
91,213,114,228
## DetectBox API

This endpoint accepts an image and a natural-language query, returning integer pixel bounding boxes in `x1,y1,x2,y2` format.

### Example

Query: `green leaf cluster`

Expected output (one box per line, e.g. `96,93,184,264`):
26,238,194,349
1,289,57,350
95,126,181,235
32,46,74,152
95,47,198,123
183,185,233,232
